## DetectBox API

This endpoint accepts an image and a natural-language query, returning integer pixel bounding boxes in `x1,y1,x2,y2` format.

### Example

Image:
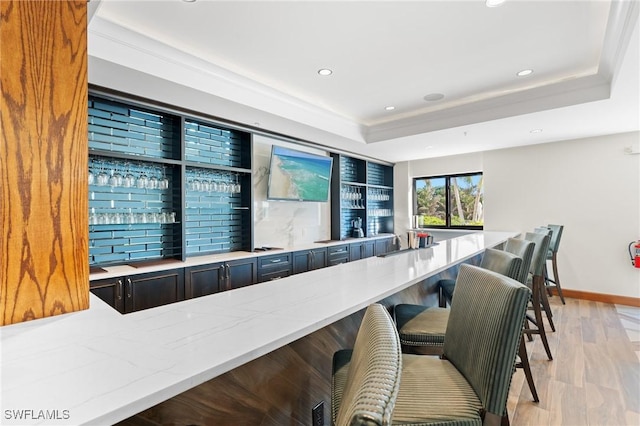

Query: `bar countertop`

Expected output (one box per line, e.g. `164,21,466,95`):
0,231,516,425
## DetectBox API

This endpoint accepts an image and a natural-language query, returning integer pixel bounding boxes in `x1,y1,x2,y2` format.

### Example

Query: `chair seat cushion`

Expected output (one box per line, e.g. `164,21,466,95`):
332,352,483,425
395,305,448,347
392,354,482,425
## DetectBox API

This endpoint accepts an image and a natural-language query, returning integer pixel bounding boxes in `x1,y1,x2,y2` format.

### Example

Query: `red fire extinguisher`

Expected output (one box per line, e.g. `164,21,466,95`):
629,241,640,268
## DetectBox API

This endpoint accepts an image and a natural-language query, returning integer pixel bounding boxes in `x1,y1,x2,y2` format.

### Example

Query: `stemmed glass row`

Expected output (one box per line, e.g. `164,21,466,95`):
89,209,177,225
89,158,170,190
341,185,365,209
368,188,391,201
369,209,392,217
187,170,242,194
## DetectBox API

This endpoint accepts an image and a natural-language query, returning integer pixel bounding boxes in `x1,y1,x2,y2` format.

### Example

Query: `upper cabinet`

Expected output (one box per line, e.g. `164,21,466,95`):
331,154,394,240
88,92,253,268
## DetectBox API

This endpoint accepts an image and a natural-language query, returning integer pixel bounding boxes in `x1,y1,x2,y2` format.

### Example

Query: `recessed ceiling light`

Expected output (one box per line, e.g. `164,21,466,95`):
423,93,445,102
317,68,333,76
182,0,197,3
384,106,395,111
486,0,506,7
517,69,533,77
530,128,543,133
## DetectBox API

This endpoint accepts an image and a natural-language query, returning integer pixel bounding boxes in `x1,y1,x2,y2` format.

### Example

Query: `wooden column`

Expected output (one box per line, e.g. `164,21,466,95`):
1,1,88,325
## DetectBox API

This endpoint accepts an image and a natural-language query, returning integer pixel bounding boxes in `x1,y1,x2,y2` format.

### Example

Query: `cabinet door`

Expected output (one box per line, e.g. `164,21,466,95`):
125,269,185,313
310,248,327,270
185,263,224,299
349,243,363,261
292,250,311,274
90,278,125,313
362,241,375,259
374,238,391,256
226,258,257,290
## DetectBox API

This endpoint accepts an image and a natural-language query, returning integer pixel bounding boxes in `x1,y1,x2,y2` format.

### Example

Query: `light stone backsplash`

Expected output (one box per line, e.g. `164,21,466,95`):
253,135,331,249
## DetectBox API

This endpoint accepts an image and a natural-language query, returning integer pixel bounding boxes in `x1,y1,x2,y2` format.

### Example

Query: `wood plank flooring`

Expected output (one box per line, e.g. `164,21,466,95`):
507,296,640,425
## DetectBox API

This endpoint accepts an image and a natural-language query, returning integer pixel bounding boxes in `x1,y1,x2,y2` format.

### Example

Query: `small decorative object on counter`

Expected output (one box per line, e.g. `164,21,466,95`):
407,231,418,249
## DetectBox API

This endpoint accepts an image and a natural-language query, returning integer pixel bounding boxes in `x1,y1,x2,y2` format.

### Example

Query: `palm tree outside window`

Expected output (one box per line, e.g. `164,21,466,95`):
413,172,483,229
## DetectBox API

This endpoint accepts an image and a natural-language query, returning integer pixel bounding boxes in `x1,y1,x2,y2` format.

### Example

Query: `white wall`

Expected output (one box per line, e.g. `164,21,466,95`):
397,132,640,298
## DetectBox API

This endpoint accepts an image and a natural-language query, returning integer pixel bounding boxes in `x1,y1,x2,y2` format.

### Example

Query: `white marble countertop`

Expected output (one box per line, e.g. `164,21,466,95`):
89,234,397,281
0,231,515,425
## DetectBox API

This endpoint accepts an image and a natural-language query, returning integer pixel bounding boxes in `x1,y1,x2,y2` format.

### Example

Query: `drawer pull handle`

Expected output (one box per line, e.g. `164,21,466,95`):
270,259,282,263
116,279,123,300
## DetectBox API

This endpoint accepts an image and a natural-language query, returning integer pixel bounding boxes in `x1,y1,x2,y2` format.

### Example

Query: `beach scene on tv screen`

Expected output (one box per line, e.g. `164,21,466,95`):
269,147,331,201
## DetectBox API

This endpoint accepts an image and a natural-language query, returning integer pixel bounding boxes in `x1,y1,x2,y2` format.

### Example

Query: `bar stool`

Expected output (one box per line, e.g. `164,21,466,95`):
545,224,565,304
533,227,556,329
502,237,539,402
393,248,522,355
332,266,531,426
331,304,401,425
522,231,554,360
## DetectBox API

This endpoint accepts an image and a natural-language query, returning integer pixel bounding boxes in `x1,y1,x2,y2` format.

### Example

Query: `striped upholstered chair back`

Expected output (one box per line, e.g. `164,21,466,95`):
333,304,402,426
439,247,523,304
503,238,535,284
442,264,531,419
524,232,551,278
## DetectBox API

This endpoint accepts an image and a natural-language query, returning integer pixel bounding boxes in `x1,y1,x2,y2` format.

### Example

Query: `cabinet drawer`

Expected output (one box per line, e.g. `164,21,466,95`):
328,244,349,265
328,257,349,266
258,253,292,269
328,244,350,257
258,269,292,283
258,253,292,283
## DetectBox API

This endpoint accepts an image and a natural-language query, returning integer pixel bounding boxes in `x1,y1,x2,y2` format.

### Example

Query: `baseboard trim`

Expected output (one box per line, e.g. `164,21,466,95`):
551,288,640,307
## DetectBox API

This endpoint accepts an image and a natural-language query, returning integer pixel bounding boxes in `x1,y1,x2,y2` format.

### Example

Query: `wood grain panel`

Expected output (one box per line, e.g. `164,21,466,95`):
1,0,88,325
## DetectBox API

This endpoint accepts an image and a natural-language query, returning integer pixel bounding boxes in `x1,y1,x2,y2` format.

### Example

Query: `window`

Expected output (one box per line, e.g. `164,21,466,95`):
413,172,483,229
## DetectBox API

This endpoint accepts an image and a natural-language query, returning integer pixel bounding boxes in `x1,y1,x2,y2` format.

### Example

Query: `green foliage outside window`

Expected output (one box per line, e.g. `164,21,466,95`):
414,173,483,228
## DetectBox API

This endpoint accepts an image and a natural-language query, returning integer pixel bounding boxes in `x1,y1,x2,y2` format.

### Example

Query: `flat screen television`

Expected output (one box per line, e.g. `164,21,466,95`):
267,146,333,202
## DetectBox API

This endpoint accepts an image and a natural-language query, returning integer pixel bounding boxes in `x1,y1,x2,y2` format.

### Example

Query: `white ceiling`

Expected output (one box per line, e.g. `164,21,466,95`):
88,0,640,163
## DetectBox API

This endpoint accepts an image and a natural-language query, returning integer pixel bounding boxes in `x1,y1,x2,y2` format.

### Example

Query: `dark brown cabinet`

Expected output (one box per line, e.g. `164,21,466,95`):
258,253,292,283
90,269,184,314
350,240,375,261
185,263,225,299
292,248,328,274
185,258,257,299
328,244,350,266
91,238,396,313
226,258,258,290
374,237,394,256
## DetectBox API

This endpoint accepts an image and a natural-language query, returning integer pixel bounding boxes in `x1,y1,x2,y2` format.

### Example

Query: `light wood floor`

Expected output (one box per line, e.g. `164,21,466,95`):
507,296,640,425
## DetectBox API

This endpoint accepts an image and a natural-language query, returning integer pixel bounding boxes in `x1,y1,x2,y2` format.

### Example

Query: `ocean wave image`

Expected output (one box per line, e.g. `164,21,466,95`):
268,148,332,201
